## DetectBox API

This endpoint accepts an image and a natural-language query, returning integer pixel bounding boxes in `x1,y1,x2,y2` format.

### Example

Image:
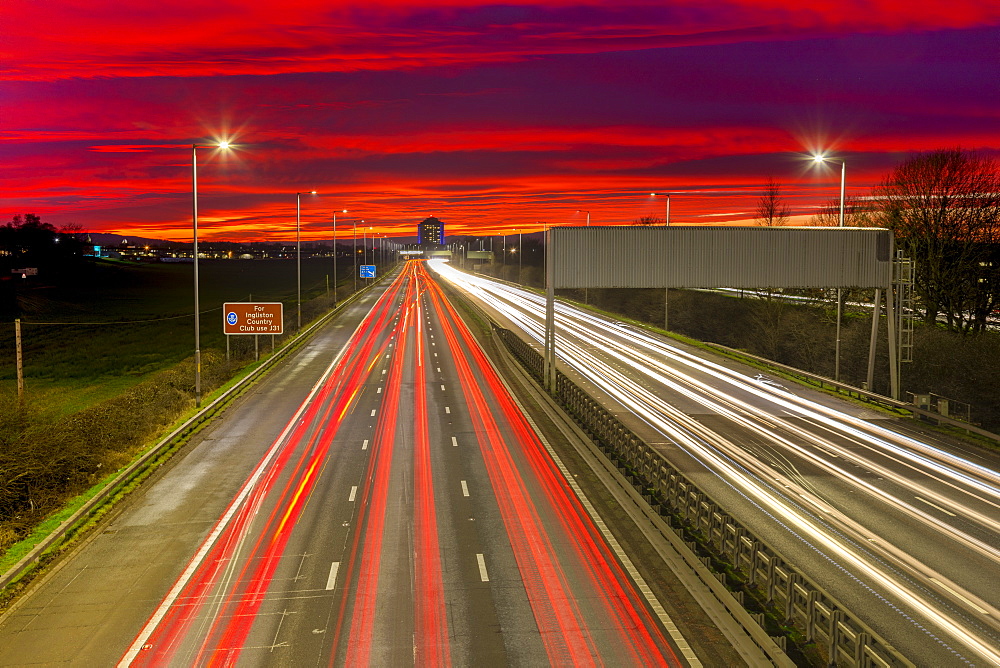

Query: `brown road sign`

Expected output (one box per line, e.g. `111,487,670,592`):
224,302,284,335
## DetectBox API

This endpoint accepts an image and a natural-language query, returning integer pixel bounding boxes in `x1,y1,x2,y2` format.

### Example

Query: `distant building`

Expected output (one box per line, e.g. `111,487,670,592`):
417,216,445,248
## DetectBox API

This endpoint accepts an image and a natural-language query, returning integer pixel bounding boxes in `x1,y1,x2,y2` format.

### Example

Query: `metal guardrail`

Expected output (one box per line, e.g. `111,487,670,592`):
0,287,372,593
494,325,914,668
703,342,1000,442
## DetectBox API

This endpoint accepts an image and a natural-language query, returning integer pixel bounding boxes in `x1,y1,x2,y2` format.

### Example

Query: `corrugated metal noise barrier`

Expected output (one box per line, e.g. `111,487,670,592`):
493,325,913,668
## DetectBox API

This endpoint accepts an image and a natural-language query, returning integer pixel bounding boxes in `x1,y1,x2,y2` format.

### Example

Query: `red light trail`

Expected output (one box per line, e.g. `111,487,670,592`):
120,261,688,665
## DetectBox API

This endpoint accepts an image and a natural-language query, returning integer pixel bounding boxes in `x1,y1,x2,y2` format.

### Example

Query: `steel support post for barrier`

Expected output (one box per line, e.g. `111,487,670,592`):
867,288,881,391
544,227,556,392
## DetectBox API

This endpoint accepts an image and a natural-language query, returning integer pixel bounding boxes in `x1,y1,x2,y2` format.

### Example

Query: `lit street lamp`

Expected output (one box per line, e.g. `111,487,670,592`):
333,208,346,306
651,193,671,225
517,228,522,283
191,140,230,407
296,190,317,332
813,153,847,381
363,226,373,276
353,219,364,293
575,211,591,302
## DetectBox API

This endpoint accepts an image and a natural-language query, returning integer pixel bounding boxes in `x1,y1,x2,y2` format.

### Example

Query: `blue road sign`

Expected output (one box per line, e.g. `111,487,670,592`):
226,311,238,326
360,265,376,278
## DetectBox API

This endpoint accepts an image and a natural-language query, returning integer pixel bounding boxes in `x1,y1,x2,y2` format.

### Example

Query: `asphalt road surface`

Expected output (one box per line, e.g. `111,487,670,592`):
0,261,705,666
432,261,1000,667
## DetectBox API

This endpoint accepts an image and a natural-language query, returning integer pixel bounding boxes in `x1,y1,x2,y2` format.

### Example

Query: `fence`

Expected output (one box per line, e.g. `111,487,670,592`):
494,325,913,668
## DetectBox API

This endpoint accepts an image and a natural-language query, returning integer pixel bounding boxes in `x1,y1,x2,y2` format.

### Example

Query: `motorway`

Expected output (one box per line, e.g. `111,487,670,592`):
432,261,1000,667
0,260,706,666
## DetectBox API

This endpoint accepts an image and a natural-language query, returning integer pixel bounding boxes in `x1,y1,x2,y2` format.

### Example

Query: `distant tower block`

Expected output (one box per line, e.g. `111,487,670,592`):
418,216,445,248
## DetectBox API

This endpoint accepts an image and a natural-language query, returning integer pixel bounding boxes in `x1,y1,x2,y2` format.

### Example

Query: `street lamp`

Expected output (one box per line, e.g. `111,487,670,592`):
651,193,670,225
191,140,230,407
813,153,847,381
576,210,591,226
363,226,373,275
296,190,317,332
333,208,346,306
812,154,846,228
518,228,522,283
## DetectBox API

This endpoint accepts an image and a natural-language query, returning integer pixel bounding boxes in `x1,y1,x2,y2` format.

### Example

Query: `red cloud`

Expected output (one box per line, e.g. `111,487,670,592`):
5,1,999,81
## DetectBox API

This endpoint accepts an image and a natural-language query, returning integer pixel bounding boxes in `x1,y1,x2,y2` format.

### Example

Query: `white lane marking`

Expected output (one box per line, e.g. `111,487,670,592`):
117,329,357,667
362,439,369,450
476,554,489,582
382,369,386,375
377,387,382,394
440,384,446,391
451,436,458,447
434,352,438,357
370,409,377,417
349,486,357,502
930,578,989,614
915,496,957,517
445,406,451,414
326,562,340,591
437,367,441,373
461,480,470,497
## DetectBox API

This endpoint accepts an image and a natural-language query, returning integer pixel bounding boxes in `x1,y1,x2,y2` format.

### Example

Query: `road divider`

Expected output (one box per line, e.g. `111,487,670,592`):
491,322,913,668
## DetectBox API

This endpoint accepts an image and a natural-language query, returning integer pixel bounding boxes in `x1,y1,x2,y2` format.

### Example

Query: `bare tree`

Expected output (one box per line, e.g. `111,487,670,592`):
634,215,663,226
809,195,874,227
871,148,1000,333
754,177,791,226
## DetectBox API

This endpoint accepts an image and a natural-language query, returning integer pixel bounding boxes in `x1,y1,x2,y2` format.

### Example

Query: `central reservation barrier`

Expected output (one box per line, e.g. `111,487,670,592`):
493,324,913,668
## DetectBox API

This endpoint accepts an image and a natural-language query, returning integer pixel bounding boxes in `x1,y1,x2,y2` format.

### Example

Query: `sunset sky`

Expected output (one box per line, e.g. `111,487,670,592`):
3,1,999,241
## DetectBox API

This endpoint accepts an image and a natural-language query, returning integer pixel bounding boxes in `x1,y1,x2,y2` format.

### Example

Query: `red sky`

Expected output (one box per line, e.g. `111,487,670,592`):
3,1,999,241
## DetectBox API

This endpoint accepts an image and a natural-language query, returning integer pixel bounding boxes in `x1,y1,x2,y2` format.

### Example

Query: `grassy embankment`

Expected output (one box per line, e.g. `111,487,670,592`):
1,258,345,415
0,257,350,556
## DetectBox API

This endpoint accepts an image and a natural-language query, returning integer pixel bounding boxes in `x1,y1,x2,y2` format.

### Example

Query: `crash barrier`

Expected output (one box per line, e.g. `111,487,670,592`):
494,325,913,668
0,284,379,594
704,343,998,443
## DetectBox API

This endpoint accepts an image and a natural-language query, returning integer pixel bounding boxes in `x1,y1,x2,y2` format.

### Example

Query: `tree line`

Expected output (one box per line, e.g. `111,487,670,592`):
1,214,87,319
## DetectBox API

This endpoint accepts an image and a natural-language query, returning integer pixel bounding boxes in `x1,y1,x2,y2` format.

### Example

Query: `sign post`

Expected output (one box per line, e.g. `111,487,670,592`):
360,265,376,279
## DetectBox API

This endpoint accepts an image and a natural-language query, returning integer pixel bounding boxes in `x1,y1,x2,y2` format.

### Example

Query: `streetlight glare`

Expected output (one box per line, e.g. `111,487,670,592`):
217,141,230,150
311,190,317,195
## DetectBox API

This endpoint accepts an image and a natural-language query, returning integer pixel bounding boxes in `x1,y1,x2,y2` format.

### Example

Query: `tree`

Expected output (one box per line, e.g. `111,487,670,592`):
634,215,663,226
754,177,791,226
0,214,86,318
871,149,1000,333
809,195,873,227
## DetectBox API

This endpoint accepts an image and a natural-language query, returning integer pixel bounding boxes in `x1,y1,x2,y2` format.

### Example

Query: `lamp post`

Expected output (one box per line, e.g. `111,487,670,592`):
296,190,317,332
576,211,591,302
651,193,671,225
333,209,346,306
363,226,372,275
518,228,522,283
652,192,673,327
813,154,846,381
191,140,229,407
